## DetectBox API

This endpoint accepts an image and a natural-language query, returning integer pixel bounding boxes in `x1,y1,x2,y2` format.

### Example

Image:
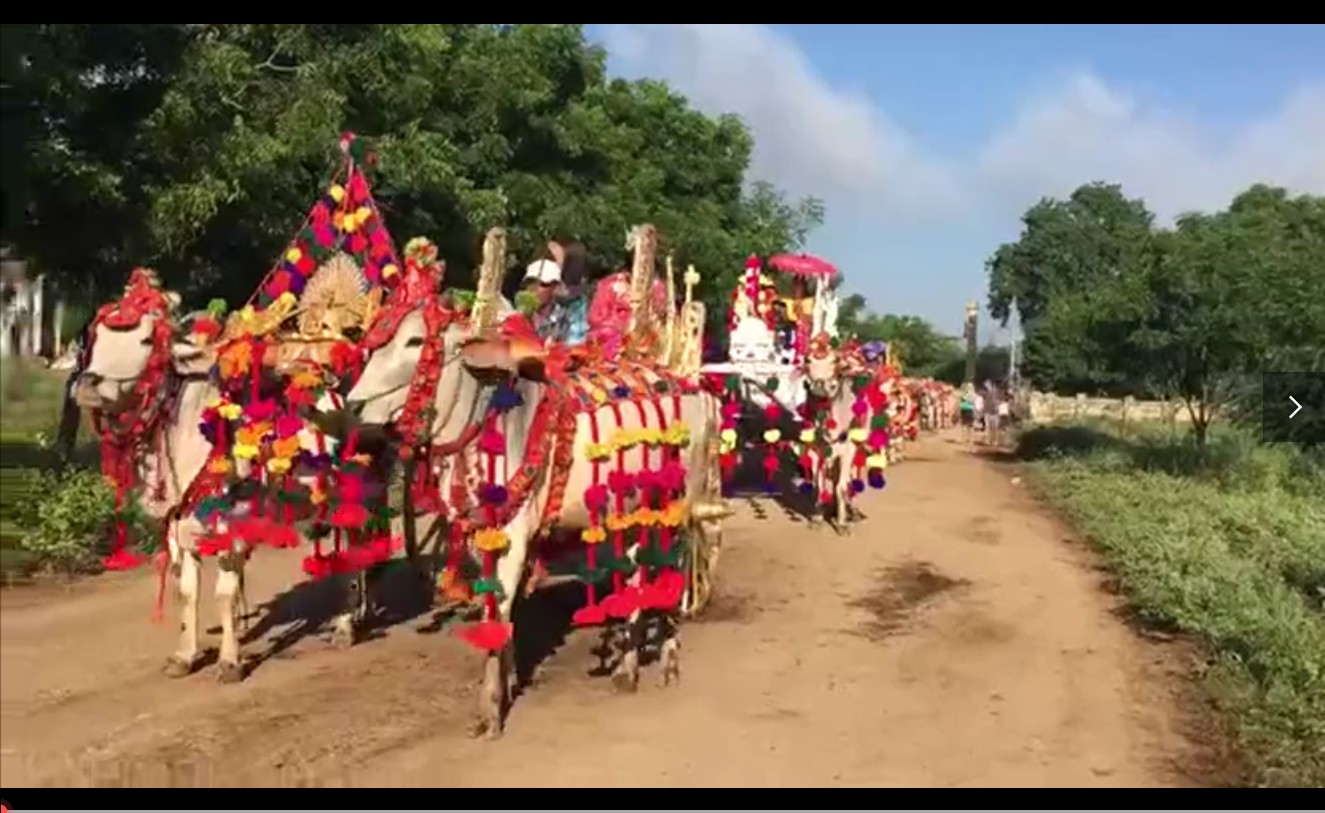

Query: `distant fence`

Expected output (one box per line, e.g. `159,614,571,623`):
1023,391,1194,427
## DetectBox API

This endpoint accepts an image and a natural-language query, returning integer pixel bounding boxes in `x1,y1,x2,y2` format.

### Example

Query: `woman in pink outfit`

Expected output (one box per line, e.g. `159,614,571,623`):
587,249,668,358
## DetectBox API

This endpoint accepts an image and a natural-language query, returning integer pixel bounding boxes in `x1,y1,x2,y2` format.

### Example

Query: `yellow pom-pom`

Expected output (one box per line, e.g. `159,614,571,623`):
799,428,816,444
207,457,232,475
662,423,691,446
662,501,690,527
720,428,738,444
763,429,781,444
218,403,243,421
591,388,608,404
232,443,260,460
581,527,607,545
474,528,510,552
355,205,372,222
285,247,302,263
848,427,869,443
328,184,346,202
266,457,292,475
382,263,399,279
866,453,888,469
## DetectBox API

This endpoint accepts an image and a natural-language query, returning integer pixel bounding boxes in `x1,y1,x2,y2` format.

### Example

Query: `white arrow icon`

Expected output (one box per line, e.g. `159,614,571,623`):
1288,396,1303,419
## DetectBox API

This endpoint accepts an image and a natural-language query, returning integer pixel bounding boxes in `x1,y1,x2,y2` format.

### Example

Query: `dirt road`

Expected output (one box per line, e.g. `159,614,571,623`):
1,432,1218,788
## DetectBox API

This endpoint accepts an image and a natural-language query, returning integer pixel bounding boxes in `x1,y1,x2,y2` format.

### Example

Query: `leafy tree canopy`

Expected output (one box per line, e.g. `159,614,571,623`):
2,24,824,310
837,293,962,376
987,180,1325,444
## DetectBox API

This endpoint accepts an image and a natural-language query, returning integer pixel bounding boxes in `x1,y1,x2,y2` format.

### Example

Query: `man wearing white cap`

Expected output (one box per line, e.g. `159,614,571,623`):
523,255,562,340
523,237,590,345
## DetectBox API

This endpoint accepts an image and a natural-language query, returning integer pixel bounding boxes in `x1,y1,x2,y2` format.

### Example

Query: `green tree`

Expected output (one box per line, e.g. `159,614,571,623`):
836,293,961,375
1135,187,1325,445
986,183,1157,393
3,24,822,311
1,24,190,302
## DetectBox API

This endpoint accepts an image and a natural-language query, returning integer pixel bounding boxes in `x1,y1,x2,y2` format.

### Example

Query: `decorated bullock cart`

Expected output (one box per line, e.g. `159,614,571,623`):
79,130,731,733
695,254,888,530
344,221,730,735
80,134,409,680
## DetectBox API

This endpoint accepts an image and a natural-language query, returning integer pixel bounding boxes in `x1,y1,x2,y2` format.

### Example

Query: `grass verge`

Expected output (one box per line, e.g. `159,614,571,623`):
0,357,92,579
1017,421,1324,788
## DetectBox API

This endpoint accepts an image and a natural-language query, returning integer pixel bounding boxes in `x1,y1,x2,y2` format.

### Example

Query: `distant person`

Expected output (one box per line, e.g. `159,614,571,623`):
56,314,96,462
959,384,977,444
995,395,1012,445
981,380,1003,446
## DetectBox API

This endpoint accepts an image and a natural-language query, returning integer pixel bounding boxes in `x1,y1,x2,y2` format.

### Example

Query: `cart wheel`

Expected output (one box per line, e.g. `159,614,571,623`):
682,519,722,618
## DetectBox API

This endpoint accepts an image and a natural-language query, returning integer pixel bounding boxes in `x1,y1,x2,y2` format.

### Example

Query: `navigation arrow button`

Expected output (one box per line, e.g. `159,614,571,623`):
1288,395,1303,419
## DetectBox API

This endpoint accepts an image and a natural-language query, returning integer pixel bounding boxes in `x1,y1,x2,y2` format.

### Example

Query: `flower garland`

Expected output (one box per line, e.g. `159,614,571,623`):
572,387,692,628
88,268,179,571
362,237,456,458
703,373,743,493
792,338,890,509
445,376,570,653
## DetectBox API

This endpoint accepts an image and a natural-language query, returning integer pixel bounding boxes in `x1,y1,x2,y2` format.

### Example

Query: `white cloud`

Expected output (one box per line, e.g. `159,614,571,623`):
599,24,970,223
600,24,1325,226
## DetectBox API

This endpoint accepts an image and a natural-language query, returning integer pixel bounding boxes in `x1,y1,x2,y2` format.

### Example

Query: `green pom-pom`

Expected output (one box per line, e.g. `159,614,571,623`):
207,298,229,318
473,577,503,598
765,377,779,391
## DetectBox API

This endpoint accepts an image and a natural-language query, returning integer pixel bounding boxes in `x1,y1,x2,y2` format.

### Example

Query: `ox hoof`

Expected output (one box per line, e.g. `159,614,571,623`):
469,717,503,741
331,629,357,651
660,658,681,688
611,669,640,694
163,655,201,679
834,525,851,537
215,661,245,684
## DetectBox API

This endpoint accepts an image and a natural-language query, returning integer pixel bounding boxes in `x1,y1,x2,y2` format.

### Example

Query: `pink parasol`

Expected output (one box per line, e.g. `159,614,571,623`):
767,253,838,279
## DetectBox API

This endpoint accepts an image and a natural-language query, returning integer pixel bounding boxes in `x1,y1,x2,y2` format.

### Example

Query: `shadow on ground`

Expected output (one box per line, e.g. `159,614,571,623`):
847,561,971,642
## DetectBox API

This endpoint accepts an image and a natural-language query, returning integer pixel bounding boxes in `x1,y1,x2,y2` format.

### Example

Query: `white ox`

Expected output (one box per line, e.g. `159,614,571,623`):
74,315,368,683
803,350,866,534
346,311,724,738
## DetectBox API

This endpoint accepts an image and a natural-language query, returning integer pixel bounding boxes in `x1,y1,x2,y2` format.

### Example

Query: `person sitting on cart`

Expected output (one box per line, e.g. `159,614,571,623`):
587,245,667,358
786,276,815,326
771,300,797,360
523,237,590,346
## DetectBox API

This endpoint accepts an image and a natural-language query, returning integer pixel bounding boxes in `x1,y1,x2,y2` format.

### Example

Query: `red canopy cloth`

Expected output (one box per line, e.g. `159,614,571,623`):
767,253,838,279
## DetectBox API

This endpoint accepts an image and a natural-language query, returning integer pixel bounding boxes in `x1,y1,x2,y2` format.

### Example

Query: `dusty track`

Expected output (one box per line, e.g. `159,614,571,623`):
1,432,1216,788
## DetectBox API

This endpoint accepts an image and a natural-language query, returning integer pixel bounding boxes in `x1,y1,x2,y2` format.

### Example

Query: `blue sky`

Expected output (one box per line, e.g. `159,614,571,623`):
591,24,1325,340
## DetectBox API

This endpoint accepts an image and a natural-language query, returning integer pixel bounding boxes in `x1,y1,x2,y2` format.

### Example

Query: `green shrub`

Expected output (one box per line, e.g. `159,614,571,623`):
1024,422,1325,787
18,469,157,575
